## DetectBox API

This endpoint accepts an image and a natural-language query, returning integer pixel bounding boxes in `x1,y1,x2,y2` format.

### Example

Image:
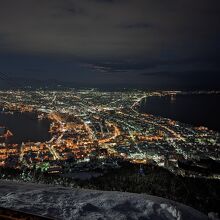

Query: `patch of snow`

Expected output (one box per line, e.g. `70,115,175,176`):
208,212,220,220
0,180,208,220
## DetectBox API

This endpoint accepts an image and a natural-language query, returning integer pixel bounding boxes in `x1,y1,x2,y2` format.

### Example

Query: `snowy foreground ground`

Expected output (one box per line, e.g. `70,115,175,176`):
0,180,210,220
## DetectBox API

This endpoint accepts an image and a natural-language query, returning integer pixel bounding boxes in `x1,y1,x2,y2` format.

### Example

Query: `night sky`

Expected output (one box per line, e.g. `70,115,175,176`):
0,0,219,89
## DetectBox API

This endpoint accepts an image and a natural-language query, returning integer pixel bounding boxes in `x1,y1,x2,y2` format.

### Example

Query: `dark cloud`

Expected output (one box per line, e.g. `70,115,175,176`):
91,0,117,3
120,23,153,29
84,60,158,73
0,0,219,89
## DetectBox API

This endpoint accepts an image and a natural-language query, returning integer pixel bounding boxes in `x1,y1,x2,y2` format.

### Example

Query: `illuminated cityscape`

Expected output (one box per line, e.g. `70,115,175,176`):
0,89,219,179
0,0,220,218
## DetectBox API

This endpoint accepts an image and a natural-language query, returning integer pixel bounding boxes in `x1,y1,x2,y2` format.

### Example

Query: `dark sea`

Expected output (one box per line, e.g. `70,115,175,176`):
139,94,220,132
0,111,51,144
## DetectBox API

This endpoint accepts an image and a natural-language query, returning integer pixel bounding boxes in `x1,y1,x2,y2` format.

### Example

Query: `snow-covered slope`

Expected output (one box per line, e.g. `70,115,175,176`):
0,180,208,220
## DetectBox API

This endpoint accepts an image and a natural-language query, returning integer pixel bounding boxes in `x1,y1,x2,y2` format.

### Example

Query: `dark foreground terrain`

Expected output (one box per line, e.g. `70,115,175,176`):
0,207,52,220
0,162,219,216
0,180,209,220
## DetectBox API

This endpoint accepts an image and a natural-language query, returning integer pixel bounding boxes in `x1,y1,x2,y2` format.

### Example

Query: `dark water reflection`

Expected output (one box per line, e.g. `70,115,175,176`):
0,111,51,144
140,94,220,132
